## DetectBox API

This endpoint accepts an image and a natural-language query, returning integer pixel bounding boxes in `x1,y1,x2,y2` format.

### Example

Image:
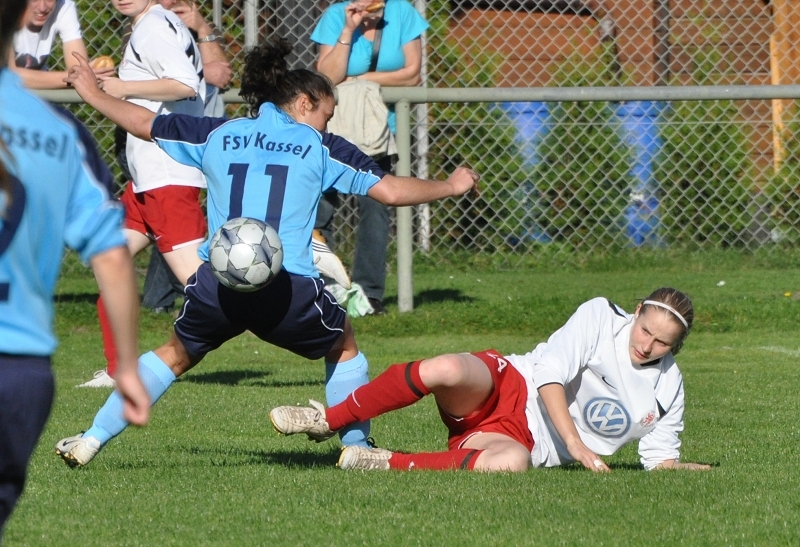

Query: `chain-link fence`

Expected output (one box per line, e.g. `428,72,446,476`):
56,0,799,270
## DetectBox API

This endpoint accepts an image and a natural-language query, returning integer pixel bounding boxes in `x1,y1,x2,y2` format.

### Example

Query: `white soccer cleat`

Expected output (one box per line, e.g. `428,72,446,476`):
55,433,102,467
337,445,393,471
76,369,116,388
269,399,336,442
312,238,352,289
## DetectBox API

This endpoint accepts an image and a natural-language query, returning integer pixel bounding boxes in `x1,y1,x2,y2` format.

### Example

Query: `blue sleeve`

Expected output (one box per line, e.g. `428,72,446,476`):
52,106,117,195
310,4,345,46
63,143,127,263
151,113,227,169
321,132,385,195
322,132,385,175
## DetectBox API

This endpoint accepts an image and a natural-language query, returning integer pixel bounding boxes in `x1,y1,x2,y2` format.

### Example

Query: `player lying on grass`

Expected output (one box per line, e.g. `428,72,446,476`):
54,36,479,467
271,287,712,472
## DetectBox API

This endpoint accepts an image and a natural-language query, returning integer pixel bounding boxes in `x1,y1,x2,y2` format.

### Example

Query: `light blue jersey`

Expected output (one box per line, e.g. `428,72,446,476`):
310,0,429,134
151,102,384,278
0,70,126,356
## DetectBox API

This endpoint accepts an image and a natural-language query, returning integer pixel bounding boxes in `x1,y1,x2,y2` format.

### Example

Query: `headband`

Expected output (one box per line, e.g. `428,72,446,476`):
642,300,689,329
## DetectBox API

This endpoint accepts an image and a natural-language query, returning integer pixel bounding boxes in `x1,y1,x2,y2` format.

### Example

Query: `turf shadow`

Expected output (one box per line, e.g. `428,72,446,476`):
188,446,341,468
54,292,99,304
558,461,720,472
180,369,324,388
383,288,476,308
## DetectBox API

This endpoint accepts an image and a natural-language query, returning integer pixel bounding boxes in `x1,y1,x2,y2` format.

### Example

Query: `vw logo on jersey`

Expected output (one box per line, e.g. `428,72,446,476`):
583,398,631,438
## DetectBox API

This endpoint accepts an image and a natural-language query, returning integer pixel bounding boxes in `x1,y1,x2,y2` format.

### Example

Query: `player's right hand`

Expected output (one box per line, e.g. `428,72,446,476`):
566,438,610,473
115,367,151,427
446,166,480,198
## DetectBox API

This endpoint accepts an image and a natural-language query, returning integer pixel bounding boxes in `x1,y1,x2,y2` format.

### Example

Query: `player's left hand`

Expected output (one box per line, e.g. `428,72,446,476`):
446,166,480,198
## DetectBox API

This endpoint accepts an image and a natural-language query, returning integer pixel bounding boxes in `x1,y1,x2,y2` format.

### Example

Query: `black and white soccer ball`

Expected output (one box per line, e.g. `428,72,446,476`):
208,218,283,292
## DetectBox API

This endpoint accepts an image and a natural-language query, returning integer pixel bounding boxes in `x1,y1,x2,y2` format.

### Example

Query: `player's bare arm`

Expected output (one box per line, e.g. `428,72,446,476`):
538,383,611,473
65,52,156,141
367,166,479,206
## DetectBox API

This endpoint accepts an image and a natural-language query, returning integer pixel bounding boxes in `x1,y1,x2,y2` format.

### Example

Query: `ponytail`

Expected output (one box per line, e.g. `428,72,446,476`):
240,37,334,117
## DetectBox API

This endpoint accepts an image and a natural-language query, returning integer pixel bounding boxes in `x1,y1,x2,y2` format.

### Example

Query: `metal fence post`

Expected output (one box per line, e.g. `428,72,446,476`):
395,98,414,313
244,0,258,48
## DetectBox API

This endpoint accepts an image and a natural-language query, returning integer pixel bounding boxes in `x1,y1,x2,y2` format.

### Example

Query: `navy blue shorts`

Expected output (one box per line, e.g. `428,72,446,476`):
175,263,346,361
0,355,54,530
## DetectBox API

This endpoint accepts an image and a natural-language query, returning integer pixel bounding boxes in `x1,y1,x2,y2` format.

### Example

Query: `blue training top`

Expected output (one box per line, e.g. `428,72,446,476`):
151,102,385,278
0,70,127,356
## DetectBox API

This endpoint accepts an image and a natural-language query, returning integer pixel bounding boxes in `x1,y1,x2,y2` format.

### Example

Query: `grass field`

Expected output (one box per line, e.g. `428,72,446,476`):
5,251,800,546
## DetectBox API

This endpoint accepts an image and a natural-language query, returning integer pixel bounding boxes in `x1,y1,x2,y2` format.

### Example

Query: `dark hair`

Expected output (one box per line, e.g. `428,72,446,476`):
240,37,334,118
640,287,694,355
0,0,28,202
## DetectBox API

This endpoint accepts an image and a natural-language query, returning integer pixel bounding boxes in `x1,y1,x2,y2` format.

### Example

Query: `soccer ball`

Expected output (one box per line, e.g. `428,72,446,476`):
208,218,283,292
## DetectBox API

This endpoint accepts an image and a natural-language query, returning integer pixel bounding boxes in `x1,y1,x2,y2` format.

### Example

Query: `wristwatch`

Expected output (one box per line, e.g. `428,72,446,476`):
197,33,219,44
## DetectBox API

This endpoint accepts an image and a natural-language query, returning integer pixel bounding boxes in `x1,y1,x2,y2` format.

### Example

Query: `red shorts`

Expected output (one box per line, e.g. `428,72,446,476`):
120,183,206,253
440,349,535,452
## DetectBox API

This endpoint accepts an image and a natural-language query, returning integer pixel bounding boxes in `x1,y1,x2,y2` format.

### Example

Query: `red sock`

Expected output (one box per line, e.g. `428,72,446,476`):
389,449,483,471
326,361,430,431
97,295,117,376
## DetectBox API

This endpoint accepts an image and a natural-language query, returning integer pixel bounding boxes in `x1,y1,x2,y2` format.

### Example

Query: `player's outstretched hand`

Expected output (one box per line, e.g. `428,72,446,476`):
447,166,480,198
115,367,151,427
64,52,103,99
566,438,610,473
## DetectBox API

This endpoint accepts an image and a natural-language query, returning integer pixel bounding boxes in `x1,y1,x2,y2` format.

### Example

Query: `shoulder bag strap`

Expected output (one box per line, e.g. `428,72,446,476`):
368,11,384,73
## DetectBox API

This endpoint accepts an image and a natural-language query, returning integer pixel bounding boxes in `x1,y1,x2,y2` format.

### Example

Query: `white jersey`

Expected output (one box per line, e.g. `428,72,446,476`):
12,0,82,70
508,297,685,470
120,4,205,192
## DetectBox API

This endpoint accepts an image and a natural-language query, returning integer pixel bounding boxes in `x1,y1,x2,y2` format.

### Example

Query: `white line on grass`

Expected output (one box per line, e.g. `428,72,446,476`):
757,346,800,357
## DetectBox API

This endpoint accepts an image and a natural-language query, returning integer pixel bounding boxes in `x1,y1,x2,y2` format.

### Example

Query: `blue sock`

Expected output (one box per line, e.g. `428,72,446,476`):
325,352,370,447
84,351,176,445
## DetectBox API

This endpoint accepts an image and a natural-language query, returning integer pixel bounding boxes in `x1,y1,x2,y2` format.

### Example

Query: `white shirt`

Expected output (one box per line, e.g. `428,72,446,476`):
120,4,205,192
13,0,82,70
508,297,685,470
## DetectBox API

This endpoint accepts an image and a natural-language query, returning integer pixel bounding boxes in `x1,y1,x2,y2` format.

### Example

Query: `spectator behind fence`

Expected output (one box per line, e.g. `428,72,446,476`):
10,0,114,88
78,0,207,389
139,0,233,318
310,0,429,315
